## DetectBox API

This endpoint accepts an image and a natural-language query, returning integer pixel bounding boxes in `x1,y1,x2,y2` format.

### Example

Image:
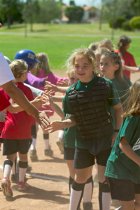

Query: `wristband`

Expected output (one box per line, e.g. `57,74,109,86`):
138,66,140,71
114,129,119,132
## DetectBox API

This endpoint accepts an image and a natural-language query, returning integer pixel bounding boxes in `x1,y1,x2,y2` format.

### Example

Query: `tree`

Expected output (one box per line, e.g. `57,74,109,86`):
37,0,62,23
22,0,40,32
65,6,84,23
0,0,23,28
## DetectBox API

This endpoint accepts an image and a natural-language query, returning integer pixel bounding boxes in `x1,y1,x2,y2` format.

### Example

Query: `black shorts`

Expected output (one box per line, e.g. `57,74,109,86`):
64,147,75,160
74,148,111,169
3,139,32,155
108,177,140,201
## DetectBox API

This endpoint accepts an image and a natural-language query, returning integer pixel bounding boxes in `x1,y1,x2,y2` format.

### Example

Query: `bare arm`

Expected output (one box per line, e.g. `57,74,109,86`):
123,65,140,73
2,81,50,127
45,117,76,133
45,81,68,93
119,137,140,167
112,103,123,144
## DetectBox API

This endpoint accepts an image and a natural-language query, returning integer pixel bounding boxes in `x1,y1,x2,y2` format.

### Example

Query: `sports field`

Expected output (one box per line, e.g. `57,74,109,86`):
0,23,140,73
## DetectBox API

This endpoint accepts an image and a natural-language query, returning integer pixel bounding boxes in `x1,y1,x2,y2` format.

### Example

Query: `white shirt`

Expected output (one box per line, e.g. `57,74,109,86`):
0,53,15,86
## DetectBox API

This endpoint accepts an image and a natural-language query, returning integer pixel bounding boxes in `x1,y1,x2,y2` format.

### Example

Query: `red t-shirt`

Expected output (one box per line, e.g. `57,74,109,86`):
0,88,10,111
116,49,136,79
1,82,35,139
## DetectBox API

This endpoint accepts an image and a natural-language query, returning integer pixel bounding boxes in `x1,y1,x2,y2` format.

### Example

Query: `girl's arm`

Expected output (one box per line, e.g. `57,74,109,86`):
45,116,76,133
45,81,68,93
112,103,123,144
7,96,43,113
119,137,140,167
123,65,140,73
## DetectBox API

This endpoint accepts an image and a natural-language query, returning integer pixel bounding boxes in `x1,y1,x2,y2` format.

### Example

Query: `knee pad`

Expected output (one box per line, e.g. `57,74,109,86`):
19,161,28,168
99,181,110,193
72,181,85,191
4,159,13,167
43,133,49,139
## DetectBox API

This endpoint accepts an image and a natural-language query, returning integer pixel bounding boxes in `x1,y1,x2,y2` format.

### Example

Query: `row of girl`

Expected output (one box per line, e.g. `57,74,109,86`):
0,35,140,210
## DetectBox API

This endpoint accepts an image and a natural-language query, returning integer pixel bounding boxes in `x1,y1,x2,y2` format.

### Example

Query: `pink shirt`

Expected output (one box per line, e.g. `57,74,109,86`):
1,83,35,139
37,70,68,85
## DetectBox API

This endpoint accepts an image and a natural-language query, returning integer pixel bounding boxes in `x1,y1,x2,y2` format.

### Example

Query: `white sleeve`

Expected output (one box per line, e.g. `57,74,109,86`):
0,53,15,86
24,83,43,97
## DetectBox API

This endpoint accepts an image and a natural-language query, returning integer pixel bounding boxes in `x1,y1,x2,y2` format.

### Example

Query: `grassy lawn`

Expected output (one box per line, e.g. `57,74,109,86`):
0,23,140,73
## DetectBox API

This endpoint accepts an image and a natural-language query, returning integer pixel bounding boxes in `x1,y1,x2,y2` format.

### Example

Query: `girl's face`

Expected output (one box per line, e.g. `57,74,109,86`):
99,55,118,79
74,55,94,83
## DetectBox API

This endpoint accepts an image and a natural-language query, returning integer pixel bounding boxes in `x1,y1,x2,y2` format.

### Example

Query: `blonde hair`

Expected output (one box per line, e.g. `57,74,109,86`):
88,42,99,52
10,59,28,78
98,39,114,51
66,48,96,73
36,52,51,74
123,79,140,117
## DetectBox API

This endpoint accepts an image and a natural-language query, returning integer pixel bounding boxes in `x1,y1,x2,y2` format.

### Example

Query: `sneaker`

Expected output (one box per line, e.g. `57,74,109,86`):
17,181,29,192
44,148,53,157
56,141,64,154
30,149,38,161
83,202,93,210
115,207,122,210
1,178,13,198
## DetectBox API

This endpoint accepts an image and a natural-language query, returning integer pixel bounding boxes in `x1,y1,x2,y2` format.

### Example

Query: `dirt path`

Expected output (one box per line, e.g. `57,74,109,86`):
0,72,139,210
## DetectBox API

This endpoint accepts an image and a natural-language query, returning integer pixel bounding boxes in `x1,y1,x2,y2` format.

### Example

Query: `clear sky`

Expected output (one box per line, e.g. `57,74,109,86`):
62,0,101,7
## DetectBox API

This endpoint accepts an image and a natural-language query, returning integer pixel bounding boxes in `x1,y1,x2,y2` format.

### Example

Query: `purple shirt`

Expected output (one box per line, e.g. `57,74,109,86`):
26,72,46,90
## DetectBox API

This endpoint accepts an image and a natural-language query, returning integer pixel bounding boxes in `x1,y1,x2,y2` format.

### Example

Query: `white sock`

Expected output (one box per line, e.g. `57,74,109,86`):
19,167,27,183
102,192,111,210
30,138,37,150
3,164,12,179
69,188,83,210
44,139,49,150
83,179,93,203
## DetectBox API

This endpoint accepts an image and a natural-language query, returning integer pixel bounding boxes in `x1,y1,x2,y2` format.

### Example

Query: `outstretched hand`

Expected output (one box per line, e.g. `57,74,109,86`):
37,110,50,129
45,120,64,133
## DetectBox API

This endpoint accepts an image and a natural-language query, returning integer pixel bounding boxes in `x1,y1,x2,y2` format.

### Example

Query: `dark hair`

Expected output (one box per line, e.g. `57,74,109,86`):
117,35,131,48
101,51,122,79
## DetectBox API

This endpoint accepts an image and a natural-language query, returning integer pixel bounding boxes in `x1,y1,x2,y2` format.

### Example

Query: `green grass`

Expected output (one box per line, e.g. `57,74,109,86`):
0,23,140,73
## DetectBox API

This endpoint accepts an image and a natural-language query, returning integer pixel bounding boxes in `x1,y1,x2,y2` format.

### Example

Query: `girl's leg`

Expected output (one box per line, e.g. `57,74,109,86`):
43,131,53,156
18,153,28,191
1,154,16,197
83,166,93,210
98,165,111,210
69,167,91,210
66,160,75,193
30,124,38,161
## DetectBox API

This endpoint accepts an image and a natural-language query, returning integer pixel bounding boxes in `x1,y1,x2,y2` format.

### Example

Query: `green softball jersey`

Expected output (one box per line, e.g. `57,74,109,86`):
63,126,76,148
63,76,120,154
111,77,131,105
105,115,140,184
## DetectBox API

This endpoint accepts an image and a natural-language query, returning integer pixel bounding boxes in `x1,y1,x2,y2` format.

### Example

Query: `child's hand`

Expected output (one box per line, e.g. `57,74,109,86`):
56,79,69,86
44,121,64,133
45,81,58,92
32,96,44,108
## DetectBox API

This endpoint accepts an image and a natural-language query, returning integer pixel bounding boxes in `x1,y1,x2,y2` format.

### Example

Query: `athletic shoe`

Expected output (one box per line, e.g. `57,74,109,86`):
17,181,29,192
56,141,64,154
1,178,13,198
44,148,53,157
30,149,38,162
83,202,93,210
115,207,122,210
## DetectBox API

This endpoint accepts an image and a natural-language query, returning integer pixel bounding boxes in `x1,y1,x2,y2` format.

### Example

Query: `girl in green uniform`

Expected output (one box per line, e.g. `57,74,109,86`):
46,47,123,210
99,50,131,107
105,79,140,210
